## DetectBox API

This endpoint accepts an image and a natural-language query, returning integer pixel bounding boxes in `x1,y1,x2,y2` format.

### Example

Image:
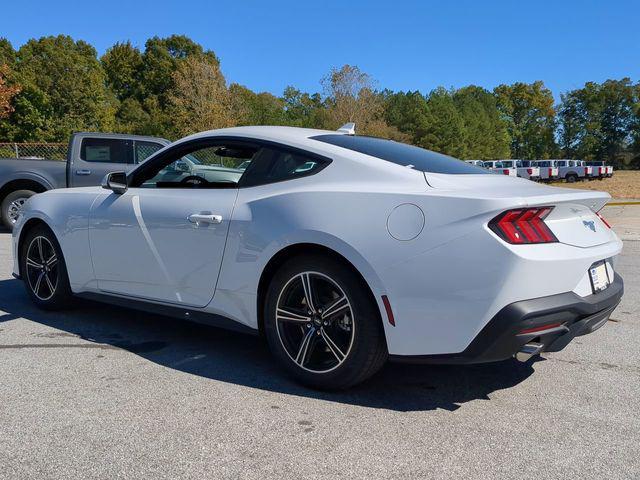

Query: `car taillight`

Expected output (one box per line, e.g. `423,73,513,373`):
503,169,509,175
548,168,553,177
596,211,611,229
584,167,589,175
527,168,533,175
489,207,558,244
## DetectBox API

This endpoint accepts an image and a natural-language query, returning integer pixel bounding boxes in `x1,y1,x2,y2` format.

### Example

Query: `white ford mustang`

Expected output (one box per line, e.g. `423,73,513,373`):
12,125,624,389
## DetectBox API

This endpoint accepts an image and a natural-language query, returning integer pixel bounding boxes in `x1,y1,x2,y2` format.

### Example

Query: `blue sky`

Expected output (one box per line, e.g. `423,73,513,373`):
4,0,639,99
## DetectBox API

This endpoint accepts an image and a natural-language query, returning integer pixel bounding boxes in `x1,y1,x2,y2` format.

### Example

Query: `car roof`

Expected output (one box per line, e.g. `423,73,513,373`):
178,125,343,145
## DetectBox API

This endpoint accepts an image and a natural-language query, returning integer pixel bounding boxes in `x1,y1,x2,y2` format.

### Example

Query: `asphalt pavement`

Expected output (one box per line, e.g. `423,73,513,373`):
0,204,638,479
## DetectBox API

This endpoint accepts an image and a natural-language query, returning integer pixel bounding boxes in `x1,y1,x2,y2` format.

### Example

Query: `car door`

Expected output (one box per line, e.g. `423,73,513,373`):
88,139,254,307
72,136,136,187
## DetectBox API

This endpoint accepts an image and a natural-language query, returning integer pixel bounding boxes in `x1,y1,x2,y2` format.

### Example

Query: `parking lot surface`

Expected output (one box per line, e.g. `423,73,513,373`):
1,204,639,479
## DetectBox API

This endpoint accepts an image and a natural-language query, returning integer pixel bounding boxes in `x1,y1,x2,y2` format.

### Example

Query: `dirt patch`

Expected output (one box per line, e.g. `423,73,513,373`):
553,170,640,199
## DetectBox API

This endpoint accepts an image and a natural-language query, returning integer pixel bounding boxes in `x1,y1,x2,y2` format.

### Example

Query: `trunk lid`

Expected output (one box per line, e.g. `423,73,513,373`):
424,173,615,248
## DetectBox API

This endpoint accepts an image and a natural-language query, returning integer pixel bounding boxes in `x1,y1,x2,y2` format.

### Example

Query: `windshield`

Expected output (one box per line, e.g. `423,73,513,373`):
311,135,490,174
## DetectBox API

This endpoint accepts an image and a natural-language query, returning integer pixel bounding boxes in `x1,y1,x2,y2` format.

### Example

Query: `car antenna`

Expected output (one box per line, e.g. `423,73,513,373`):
337,122,356,135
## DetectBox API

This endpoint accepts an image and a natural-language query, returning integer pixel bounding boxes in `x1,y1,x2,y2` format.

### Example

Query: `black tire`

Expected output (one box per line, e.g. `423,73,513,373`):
566,174,578,183
1,189,36,231
19,224,73,310
264,254,387,390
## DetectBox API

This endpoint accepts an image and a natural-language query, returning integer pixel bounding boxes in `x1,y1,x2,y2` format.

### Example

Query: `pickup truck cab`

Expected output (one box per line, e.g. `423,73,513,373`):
0,132,170,230
482,160,518,177
531,160,560,182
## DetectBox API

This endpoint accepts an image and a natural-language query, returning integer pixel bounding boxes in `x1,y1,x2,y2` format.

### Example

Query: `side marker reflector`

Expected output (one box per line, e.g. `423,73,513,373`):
381,295,395,326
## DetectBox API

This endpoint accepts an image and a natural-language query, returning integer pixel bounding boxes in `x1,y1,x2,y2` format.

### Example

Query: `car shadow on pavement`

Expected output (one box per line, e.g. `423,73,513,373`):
0,278,539,412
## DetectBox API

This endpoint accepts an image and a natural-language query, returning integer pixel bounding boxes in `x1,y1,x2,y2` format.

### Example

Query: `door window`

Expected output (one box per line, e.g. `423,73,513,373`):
80,138,133,164
134,143,258,189
135,141,165,164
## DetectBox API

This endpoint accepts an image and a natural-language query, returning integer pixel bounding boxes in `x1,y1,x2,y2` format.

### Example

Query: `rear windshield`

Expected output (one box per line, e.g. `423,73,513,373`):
311,135,490,175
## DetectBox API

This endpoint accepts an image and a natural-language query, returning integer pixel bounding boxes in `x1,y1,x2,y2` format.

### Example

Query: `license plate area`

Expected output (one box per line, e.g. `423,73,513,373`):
589,260,611,294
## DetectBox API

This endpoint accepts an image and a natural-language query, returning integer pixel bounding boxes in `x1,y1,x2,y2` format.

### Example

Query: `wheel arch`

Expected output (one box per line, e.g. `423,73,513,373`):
256,243,386,337
0,178,50,205
16,218,57,278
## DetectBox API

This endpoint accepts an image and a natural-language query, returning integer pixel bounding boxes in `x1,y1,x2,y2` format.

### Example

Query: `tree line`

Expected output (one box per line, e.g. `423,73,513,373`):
0,34,638,168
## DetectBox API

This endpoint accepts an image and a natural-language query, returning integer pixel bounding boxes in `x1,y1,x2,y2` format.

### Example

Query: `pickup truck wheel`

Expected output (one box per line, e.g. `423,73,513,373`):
565,174,578,183
20,225,73,310
1,190,36,231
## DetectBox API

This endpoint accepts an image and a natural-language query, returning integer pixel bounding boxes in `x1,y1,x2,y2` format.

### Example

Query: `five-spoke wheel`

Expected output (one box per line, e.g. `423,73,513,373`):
265,255,387,390
276,271,355,373
20,225,72,310
25,235,59,301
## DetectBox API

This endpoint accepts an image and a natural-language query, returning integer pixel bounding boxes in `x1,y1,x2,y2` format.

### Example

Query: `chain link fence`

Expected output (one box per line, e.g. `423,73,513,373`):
0,143,68,161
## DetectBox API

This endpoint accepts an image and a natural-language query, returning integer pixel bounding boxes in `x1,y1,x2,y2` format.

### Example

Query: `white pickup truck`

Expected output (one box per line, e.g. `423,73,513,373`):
554,159,593,183
585,160,614,179
531,160,560,182
482,160,517,177
485,160,540,181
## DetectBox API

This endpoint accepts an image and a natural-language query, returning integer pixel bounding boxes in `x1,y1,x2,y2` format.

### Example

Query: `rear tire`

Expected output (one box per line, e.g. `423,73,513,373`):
264,254,387,390
19,225,73,310
1,190,35,231
566,174,578,183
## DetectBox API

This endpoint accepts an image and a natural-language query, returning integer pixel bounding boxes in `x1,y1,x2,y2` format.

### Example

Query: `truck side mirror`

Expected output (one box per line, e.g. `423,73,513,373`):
102,171,128,194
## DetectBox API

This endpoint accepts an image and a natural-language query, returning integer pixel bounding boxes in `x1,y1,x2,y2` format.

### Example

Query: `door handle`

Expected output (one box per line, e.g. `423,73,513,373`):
188,213,223,225
76,169,92,175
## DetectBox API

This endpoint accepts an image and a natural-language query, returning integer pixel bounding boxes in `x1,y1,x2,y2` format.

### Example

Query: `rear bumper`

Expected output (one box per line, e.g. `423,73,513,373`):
390,273,624,364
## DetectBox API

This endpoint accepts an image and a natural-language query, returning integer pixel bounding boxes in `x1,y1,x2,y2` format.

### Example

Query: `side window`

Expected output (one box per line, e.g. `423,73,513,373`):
135,143,258,189
80,138,133,164
241,147,328,187
135,141,164,164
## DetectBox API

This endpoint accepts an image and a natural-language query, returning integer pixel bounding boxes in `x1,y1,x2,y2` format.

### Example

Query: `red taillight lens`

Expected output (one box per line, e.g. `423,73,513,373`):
584,167,589,175
527,168,533,175
596,211,611,229
503,169,509,175
548,168,553,177
489,207,558,244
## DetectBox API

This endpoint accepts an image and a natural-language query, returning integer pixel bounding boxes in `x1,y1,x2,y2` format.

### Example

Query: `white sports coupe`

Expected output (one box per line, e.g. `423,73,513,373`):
12,125,624,389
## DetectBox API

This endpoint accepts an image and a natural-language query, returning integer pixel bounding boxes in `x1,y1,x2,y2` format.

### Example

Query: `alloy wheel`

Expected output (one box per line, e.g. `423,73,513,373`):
25,236,59,301
275,271,355,373
7,198,27,224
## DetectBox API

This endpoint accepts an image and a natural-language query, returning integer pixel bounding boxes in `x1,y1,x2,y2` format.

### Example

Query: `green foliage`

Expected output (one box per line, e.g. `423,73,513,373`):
453,86,511,159
494,81,557,159
1,34,639,168
559,78,638,166
0,38,16,66
6,35,114,141
101,41,143,101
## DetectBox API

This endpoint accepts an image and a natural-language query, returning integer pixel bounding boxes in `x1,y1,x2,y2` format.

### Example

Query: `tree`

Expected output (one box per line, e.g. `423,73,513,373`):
0,38,16,67
321,65,404,139
559,79,638,165
282,86,325,128
11,35,114,140
167,56,236,136
494,81,557,159
384,90,430,143
418,87,468,157
0,63,20,120
453,86,511,159
101,41,143,101
230,84,286,125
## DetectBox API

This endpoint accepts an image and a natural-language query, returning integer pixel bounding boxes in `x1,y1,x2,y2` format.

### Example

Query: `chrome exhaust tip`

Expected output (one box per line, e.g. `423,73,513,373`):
515,342,544,362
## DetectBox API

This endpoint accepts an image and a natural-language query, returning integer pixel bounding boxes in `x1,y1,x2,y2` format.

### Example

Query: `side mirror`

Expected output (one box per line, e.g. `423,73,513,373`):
102,171,128,194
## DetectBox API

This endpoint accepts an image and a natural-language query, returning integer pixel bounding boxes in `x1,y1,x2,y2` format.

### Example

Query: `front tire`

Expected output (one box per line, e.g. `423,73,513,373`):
1,190,35,231
264,254,387,390
20,225,73,310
